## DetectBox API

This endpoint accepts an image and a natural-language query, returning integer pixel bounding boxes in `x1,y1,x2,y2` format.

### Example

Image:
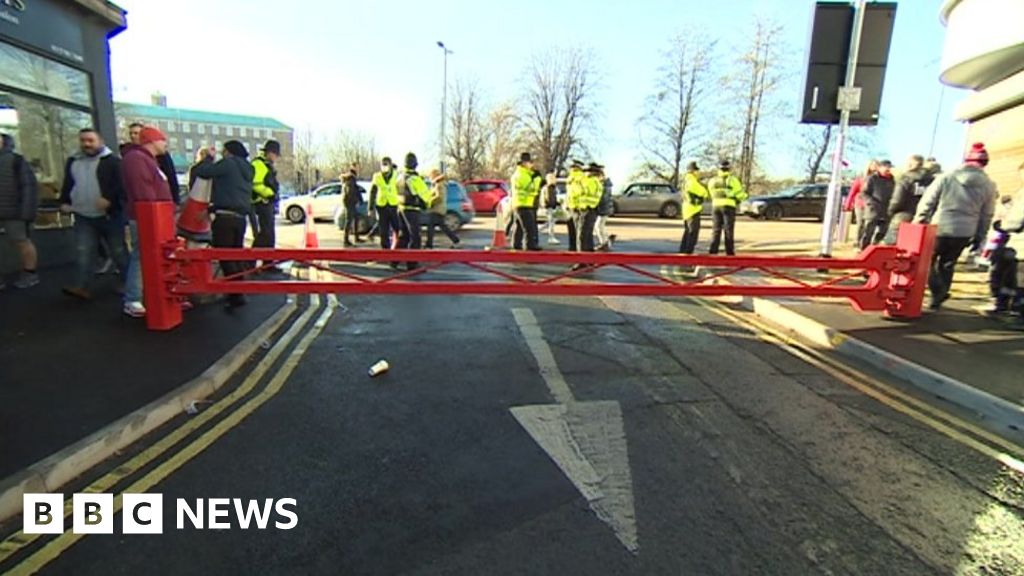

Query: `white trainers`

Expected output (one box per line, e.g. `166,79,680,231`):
548,237,561,245
123,301,147,318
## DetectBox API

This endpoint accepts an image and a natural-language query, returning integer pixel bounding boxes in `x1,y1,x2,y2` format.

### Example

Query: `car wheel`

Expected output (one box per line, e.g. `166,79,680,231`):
286,205,305,224
764,204,784,220
659,202,681,219
445,212,463,232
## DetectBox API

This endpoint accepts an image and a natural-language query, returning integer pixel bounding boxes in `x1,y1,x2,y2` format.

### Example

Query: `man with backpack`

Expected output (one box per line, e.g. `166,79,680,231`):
0,134,39,290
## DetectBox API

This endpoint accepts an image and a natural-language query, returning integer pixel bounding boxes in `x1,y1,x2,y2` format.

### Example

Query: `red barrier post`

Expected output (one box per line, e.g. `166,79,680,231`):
886,223,937,319
136,201,183,331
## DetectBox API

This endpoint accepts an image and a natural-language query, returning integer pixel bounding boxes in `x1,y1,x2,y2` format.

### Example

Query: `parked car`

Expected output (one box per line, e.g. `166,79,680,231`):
334,180,476,235
463,179,508,213
611,182,683,219
279,181,371,223
740,183,850,221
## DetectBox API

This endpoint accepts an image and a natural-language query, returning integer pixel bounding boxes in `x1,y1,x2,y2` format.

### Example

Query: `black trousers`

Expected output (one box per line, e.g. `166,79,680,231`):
709,207,737,256
343,203,361,244
377,205,400,250
928,236,972,308
398,209,423,270
212,212,247,305
514,207,540,250
425,212,459,248
251,202,276,249
680,215,701,254
859,217,889,249
566,211,578,252
575,209,598,253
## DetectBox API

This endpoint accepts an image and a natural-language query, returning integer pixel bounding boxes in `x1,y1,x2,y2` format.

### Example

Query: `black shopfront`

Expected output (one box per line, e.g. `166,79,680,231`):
0,0,125,271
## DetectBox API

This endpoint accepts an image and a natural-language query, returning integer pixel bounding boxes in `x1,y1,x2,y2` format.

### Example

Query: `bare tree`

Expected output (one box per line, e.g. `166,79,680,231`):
445,80,488,180
482,102,527,179
729,18,786,187
519,48,599,174
799,124,879,183
325,130,378,179
638,34,715,190
292,127,322,192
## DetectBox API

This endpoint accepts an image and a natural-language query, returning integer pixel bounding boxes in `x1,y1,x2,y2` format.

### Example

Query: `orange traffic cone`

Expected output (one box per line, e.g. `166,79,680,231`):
177,179,212,242
490,201,508,250
304,203,319,248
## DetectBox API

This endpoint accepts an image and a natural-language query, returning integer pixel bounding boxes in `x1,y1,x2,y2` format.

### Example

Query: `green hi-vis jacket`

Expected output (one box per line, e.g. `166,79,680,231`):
707,170,748,209
683,171,710,220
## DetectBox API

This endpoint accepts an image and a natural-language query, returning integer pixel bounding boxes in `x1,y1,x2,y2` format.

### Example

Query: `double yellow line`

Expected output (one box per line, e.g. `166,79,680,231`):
1,294,337,575
697,297,1024,474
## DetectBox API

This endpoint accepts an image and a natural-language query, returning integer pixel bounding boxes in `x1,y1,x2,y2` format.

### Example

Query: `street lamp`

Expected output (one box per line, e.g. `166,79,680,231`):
437,41,453,173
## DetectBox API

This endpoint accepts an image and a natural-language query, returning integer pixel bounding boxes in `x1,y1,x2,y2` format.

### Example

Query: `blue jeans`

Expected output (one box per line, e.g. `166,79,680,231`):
124,220,142,303
73,215,129,291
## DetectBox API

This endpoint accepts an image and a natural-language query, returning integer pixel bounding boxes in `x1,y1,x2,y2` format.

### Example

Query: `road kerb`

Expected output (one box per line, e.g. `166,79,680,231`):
0,297,298,523
741,296,1024,439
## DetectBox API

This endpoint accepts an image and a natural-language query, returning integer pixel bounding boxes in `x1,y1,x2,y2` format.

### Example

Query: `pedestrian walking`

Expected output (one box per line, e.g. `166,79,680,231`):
679,161,709,255
192,140,255,309
595,170,615,251
565,160,585,252
512,152,542,251
914,143,998,311
707,160,747,256
0,133,40,290
989,161,1024,325
844,160,877,247
341,165,363,246
424,169,460,249
542,172,560,245
370,157,401,250
121,126,174,317
396,152,432,270
887,155,930,241
859,159,895,249
129,122,180,205
251,140,281,258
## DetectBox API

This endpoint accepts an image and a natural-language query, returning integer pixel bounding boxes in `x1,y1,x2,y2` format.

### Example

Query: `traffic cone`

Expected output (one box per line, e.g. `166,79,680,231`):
490,201,507,250
176,179,212,242
304,203,319,248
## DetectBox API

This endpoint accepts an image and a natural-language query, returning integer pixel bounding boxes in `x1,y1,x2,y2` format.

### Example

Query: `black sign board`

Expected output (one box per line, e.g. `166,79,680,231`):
0,0,86,65
801,2,898,126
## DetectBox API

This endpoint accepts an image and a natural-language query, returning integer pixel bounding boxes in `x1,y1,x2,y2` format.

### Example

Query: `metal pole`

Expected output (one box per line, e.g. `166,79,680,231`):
437,41,452,174
928,84,946,158
820,0,867,257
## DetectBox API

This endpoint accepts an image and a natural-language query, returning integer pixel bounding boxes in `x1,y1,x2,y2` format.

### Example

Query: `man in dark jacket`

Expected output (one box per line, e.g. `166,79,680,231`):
130,122,180,205
59,128,129,301
0,134,39,290
121,126,174,318
193,140,255,309
889,155,929,223
341,165,363,246
859,159,896,249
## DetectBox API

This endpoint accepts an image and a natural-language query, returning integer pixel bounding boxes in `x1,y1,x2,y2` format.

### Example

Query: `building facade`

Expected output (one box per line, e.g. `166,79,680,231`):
116,96,293,180
939,0,1024,196
0,0,125,271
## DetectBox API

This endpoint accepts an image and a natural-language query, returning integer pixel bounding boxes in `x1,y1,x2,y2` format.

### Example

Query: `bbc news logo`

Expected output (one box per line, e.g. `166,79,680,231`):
24,494,298,535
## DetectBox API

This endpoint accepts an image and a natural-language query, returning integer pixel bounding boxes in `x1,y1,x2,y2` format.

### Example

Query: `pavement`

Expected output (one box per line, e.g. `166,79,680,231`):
0,265,288,480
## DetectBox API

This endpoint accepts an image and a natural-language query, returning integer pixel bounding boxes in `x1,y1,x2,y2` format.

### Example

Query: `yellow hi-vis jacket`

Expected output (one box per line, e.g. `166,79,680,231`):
683,171,709,220
565,167,584,210
578,174,603,210
251,156,275,204
707,170,748,209
398,170,432,211
512,165,541,209
372,170,399,207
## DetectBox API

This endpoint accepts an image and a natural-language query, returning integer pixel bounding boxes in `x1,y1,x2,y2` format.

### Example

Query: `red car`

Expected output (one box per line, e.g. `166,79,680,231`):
463,179,508,213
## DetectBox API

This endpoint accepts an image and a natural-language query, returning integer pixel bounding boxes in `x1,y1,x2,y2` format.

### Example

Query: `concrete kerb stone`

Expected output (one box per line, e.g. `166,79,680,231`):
741,296,1024,440
0,297,298,523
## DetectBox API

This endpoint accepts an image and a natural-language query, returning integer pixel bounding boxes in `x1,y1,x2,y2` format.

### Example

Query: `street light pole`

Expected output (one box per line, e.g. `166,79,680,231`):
437,41,453,174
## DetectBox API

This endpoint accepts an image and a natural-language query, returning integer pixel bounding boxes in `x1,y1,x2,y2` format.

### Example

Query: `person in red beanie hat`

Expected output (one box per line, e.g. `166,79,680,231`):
915,142,999,310
120,125,173,318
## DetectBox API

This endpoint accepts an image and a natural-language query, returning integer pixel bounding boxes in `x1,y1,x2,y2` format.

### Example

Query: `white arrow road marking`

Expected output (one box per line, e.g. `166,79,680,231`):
511,308,639,554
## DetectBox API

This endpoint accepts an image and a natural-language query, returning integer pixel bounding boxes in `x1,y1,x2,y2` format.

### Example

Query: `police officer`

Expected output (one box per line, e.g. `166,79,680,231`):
680,161,709,254
512,152,542,251
370,156,401,250
565,159,585,252
397,152,433,270
707,159,747,256
571,163,603,269
251,140,281,251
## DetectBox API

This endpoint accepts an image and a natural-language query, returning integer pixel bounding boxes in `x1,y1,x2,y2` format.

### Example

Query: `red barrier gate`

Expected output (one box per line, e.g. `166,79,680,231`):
136,202,937,331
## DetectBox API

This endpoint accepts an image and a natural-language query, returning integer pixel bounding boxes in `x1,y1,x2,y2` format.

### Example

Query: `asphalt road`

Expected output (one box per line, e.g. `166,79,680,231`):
3,289,1022,575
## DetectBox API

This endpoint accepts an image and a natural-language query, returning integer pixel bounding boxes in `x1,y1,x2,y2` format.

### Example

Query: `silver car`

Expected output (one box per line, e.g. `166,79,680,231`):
611,182,683,219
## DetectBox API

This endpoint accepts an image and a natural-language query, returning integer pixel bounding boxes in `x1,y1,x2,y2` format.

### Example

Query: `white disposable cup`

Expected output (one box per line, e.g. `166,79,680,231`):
368,360,390,377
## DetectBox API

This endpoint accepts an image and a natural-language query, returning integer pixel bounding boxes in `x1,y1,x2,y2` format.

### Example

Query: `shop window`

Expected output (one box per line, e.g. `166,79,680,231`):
0,90,93,229
0,42,91,108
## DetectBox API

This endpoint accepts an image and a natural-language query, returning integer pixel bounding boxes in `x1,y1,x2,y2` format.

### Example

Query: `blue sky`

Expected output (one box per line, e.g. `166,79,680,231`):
109,0,966,183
